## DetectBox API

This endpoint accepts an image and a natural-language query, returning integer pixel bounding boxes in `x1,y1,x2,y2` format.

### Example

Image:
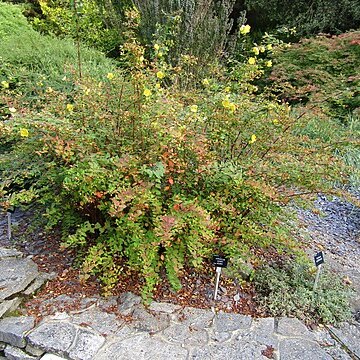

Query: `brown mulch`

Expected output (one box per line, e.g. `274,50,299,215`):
3,210,266,320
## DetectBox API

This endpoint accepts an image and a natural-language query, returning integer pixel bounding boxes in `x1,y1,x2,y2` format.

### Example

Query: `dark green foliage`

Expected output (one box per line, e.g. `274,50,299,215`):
244,0,360,36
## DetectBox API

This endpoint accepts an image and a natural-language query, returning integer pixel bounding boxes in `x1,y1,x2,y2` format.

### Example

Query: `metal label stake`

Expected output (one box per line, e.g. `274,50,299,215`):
214,267,222,300
7,211,12,241
212,255,228,301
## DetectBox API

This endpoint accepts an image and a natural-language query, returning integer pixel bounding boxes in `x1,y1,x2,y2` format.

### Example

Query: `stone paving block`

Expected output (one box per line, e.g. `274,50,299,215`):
27,321,76,356
25,344,45,357
247,317,278,348
148,302,181,314
68,327,105,360
94,333,188,360
0,298,21,318
279,338,332,360
177,307,214,330
23,274,47,296
314,327,352,359
4,344,39,360
0,316,35,348
190,340,271,359
132,305,170,333
41,355,68,360
0,248,22,259
71,308,124,336
214,312,252,333
277,317,315,340
0,258,38,300
117,292,141,316
161,323,209,346
329,322,360,357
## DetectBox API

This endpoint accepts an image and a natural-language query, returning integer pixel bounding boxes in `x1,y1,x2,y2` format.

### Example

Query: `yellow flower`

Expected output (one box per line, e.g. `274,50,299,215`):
66,104,74,112
155,83,161,89
20,128,29,137
273,119,279,125
157,52,163,58
265,60,273,67
9,107,17,113
143,88,152,97
224,86,231,93
156,71,165,79
222,99,231,109
228,103,236,113
106,72,115,80
248,57,256,65
154,44,160,51
202,78,210,86
240,24,251,35
190,105,198,113
1,81,9,89
252,47,260,55
266,44,273,50
259,45,266,53
249,134,257,144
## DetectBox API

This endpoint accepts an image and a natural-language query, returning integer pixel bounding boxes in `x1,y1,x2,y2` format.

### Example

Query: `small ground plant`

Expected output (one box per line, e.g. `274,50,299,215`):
253,262,352,324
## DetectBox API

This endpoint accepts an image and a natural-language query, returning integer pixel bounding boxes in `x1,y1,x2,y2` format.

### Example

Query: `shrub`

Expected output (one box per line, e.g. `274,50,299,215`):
0,3,356,301
133,0,241,68
244,0,360,37
30,0,127,56
268,31,360,120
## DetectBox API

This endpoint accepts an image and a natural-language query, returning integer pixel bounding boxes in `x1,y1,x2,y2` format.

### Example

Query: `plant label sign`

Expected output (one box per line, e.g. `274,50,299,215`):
212,255,228,300
313,251,324,292
314,251,324,267
212,255,228,268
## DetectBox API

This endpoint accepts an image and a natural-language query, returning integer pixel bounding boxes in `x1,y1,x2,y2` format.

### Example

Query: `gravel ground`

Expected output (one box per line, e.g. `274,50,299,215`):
296,190,360,314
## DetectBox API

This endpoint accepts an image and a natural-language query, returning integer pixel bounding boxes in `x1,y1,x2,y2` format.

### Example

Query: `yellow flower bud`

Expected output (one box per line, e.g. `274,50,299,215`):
66,104,74,112
143,88,152,97
240,24,251,35
156,71,165,79
20,128,29,137
1,81,9,89
248,57,256,65
190,105,198,113
249,134,257,144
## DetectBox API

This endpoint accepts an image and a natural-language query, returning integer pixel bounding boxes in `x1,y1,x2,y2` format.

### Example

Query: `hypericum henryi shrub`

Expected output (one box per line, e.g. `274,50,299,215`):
1,6,356,301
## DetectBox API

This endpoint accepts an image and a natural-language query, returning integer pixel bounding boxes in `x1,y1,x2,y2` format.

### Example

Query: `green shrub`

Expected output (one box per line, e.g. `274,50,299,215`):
0,3,356,301
269,31,360,120
133,0,241,68
253,262,352,324
30,0,127,55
